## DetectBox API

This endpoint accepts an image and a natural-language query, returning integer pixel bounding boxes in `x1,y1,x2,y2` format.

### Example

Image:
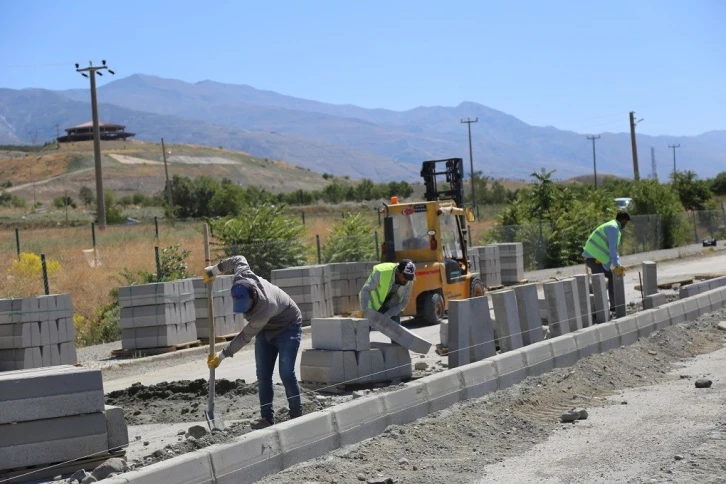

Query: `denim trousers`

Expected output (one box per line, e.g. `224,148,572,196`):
585,258,615,312
255,323,302,421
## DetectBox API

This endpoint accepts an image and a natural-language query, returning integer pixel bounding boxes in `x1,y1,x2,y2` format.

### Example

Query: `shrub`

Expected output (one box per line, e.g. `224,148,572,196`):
322,213,378,263
79,186,94,207
53,196,77,209
210,203,308,280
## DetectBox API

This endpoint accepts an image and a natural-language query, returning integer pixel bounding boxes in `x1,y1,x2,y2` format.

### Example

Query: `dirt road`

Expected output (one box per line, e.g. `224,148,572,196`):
255,309,726,484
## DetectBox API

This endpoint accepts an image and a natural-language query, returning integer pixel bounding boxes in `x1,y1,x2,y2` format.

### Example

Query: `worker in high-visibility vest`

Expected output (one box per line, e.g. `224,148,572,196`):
582,211,630,314
359,260,416,324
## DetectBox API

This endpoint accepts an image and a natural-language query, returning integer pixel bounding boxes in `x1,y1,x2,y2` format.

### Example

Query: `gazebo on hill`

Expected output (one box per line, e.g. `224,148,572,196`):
56,121,135,143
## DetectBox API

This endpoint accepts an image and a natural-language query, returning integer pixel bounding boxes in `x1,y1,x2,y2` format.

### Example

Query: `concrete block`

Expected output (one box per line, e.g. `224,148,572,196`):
469,296,497,361
652,307,671,331
0,347,40,371
548,334,579,368
0,298,23,325
643,293,667,310
121,321,198,349
679,283,700,299
420,370,465,413
574,274,592,328
458,360,499,400
490,350,526,390
447,300,471,368
105,405,129,452
0,413,108,469
543,281,569,337
708,290,726,313
311,318,369,351
0,366,104,424
44,343,61,366
370,342,412,380
635,310,657,339
333,395,389,447
595,322,621,352
591,273,610,324
665,301,686,326
300,349,344,384
573,326,600,359
354,349,372,384
615,315,639,346
642,261,658,297
682,297,700,322
276,411,338,469
209,427,281,484
365,309,432,354
562,278,583,332
491,291,524,352
60,341,77,365
694,293,712,317
119,304,182,329
118,282,178,308
514,284,543,346
115,450,214,484
0,321,41,349
520,340,555,377
381,381,429,426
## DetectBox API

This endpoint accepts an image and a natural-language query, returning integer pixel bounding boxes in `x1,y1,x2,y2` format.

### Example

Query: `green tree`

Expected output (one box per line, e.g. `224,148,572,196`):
671,170,712,211
322,213,378,263
711,171,726,196
209,203,308,280
79,186,94,207
53,196,76,209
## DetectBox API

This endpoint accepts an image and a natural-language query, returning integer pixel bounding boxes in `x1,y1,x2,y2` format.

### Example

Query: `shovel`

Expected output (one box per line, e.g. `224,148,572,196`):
203,223,225,432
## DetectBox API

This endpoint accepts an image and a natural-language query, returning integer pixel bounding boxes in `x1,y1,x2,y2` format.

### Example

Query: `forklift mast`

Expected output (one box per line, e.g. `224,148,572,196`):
420,158,465,207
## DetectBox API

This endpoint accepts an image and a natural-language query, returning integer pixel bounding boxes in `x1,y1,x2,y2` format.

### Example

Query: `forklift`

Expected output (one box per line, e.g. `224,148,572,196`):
379,157,484,325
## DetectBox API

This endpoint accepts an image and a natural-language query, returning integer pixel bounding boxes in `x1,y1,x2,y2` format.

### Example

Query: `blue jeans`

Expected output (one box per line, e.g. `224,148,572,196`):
378,305,401,325
255,323,302,421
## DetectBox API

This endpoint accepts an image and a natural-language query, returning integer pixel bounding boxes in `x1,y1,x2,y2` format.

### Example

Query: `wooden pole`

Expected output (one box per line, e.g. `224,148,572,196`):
204,223,217,427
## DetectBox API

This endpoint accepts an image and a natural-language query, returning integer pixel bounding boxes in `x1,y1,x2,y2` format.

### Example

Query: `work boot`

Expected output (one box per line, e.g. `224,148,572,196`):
251,418,274,430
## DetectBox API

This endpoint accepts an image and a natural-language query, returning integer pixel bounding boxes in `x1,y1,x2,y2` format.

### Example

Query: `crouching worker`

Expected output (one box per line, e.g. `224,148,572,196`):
359,259,416,324
203,256,302,430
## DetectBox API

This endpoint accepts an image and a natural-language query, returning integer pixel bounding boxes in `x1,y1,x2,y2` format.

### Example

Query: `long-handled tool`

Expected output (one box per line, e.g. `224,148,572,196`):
203,223,225,432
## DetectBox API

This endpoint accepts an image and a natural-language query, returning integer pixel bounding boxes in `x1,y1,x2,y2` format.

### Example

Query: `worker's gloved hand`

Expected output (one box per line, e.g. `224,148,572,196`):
613,266,627,277
207,351,226,369
202,265,220,284
352,310,364,318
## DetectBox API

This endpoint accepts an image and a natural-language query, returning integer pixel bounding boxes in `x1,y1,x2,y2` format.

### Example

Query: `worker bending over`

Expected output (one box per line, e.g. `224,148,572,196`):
359,259,416,324
203,256,302,430
582,211,630,314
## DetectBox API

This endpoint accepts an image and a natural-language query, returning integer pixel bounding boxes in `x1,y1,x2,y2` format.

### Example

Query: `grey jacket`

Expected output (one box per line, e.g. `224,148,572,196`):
359,269,413,317
215,256,302,358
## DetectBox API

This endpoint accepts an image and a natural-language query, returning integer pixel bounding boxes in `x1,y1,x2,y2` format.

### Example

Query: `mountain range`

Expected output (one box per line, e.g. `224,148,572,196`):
1,74,723,182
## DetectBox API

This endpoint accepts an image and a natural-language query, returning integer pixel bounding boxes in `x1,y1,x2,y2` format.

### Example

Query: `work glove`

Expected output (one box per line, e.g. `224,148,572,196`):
202,265,220,284
613,266,627,277
207,351,226,369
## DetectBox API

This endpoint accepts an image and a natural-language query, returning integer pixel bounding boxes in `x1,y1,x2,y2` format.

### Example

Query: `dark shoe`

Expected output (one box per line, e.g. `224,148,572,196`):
251,418,274,430
289,412,302,420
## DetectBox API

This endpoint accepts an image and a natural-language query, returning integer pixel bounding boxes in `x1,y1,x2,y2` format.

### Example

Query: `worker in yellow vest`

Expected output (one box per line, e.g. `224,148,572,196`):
359,260,416,324
582,211,630,314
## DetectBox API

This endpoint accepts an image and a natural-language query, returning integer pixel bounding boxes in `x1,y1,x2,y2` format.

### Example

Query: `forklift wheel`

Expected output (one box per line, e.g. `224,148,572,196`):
422,292,445,325
470,277,485,298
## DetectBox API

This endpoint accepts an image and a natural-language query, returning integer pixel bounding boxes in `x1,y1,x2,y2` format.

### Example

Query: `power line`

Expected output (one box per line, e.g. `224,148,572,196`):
586,135,601,188
76,60,116,230
460,117,479,218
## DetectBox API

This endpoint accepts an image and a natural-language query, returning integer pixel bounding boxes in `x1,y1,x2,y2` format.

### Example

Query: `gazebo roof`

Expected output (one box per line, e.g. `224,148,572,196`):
67,121,126,131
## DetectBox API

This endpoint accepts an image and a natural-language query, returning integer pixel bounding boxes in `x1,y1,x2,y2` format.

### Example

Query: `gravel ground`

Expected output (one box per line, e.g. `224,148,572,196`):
254,309,726,484
76,341,122,368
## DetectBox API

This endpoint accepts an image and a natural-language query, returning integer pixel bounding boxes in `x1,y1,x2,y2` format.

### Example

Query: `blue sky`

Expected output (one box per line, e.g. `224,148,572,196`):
1,0,724,137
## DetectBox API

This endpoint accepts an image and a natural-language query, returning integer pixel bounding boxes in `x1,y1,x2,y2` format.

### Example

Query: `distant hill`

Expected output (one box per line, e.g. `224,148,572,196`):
1,74,724,182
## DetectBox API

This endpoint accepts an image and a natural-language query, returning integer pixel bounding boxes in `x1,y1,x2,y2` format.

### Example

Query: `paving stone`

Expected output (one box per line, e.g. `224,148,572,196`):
365,310,431,354
548,334,579,368
641,261,658,297
643,293,667,310
447,300,471,368
0,321,41,349
311,318,369,351
468,296,497,362
491,290,524,352
591,273,610,324
490,350,526,389
520,340,555,377
572,326,600,359
0,347,41,371
543,281,570,337
380,381,429,426
561,278,583,332
275,411,338,469
209,428,282,484
574,274,592,328
370,342,412,380
300,349,344,384
514,284,543,346
104,405,129,452
332,395,389,447
458,360,499,400
420,370,465,412
614,274,627,318
595,321,621,352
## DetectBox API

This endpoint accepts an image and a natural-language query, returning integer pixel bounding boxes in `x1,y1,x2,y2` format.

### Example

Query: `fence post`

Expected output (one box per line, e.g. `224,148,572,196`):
316,235,322,264
40,254,50,295
15,228,20,258
377,209,381,227
692,211,698,243
91,222,97,249
155,246,162,282
301,212,305,225
154,216,159,239
468,229,473,247
374,231,379,259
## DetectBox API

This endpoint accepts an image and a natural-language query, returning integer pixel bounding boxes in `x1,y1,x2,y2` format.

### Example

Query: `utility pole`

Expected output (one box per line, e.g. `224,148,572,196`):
161,138,174,214
629,111,643,181
651,147,657,181
586,135,601,188
75,60,115,230
668,144,680,177
460,117,479,218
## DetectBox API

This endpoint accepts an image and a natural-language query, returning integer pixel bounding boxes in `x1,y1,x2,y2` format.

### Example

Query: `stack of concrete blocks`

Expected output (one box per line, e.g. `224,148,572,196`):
0,365,128,471
328,262,376,316
0,295,76,371
271,265,334,325
301,317,411,385
495,242,525,285
118,280,198,350
641,261,666,309
470,246,501,287
191,276,243,339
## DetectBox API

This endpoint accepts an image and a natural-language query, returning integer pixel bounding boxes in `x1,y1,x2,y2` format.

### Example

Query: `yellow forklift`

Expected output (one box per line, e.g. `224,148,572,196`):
380,157,484,325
